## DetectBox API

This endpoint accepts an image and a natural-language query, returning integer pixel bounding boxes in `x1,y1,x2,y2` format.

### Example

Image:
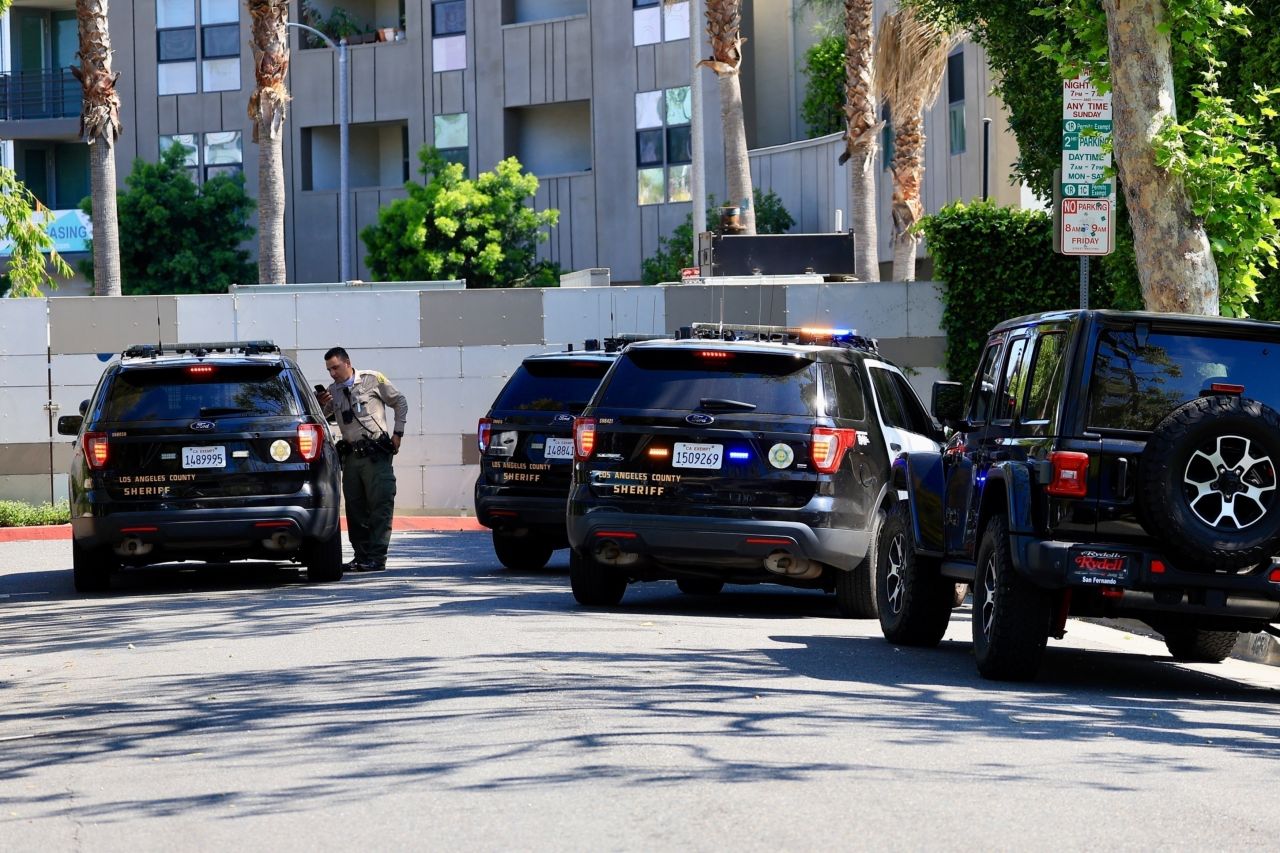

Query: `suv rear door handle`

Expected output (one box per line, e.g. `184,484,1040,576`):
890,442,902,452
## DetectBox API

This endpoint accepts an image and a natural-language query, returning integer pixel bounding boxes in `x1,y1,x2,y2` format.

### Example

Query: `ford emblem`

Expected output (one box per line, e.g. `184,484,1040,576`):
555,414,574,422
686,413,715,426
190,420,216,431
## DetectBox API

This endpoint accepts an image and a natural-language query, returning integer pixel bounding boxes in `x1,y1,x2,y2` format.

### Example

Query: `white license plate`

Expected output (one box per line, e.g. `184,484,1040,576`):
544,437,575,460
182,446,226,469
673,442,723,470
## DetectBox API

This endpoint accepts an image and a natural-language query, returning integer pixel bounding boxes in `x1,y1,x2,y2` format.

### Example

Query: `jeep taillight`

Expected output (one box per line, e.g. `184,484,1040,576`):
477,417,493,453
811,427,858,473
84,432,109,470
1046,451,1089,498
574,417,596,460
297,424,322,461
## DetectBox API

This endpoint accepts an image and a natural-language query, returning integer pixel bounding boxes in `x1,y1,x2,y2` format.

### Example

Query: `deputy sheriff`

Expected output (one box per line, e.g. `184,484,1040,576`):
318,346,409,572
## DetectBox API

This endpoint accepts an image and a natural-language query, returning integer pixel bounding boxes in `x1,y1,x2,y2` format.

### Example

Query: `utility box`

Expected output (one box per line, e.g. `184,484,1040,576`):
560,268,612,288
696,232,857,279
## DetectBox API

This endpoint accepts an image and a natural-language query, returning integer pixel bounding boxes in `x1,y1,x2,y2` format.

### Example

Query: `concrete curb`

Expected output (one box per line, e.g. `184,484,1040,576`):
0,516,486,543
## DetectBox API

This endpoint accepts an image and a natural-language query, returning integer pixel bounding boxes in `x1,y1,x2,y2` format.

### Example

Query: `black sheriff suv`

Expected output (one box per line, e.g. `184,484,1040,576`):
566,323,944,610
475,339,657,570
881,310,1280,680
57,341,343,592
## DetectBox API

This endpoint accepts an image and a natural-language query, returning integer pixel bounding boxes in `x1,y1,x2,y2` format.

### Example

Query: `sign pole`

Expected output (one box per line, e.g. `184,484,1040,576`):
1079,256,1089,309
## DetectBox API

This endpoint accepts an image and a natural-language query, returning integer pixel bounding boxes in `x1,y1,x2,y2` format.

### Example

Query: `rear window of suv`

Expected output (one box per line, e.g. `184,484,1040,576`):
597,348,825,416
1088,328,1280,431
492,359,611,412
100,364,300,422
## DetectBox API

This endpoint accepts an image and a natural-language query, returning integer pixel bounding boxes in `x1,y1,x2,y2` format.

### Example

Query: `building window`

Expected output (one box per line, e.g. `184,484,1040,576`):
881,104,893,171
160,131,241,183
947,50,965,155
636,86,692,205
434,113,469,175
634,0,688,46
157,0,240,96
432,1,467,71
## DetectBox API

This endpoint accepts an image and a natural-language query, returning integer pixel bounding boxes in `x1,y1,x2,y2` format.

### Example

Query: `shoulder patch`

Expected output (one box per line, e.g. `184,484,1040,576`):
373,371,388,383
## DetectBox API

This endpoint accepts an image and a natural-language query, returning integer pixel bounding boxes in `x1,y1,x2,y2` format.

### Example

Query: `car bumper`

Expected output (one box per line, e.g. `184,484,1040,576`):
72,503,340,551
567,504,869,574
474,484,568,535
1013,535,1280,621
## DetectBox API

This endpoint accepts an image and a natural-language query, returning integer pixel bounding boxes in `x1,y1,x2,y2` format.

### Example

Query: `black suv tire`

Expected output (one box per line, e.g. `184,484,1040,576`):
304,530,344,583
1161,624,1238,663
1139,395,1280,570
876,507,952,646
493,532,554,571
569,548,626,606
72,539,115,594
973,515,1053,681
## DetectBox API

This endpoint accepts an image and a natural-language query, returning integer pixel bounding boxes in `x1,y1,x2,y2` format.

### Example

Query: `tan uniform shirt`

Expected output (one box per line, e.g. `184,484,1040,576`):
324,369,409,444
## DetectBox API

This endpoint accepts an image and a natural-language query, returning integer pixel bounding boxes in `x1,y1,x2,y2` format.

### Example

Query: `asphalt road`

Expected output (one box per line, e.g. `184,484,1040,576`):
3,532,1279,851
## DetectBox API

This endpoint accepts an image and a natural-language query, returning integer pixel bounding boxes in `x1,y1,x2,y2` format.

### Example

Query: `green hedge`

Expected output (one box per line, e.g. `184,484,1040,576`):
0,500,71,527
918,200,1133,384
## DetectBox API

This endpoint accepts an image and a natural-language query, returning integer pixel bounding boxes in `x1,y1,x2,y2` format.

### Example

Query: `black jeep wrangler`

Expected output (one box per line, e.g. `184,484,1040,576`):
475,340,650,570
57,341,343,592
566,323,943,611
882,310,1280,679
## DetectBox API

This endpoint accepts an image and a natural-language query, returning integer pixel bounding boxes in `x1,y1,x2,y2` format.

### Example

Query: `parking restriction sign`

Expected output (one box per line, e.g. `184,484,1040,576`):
1060,198,1113,255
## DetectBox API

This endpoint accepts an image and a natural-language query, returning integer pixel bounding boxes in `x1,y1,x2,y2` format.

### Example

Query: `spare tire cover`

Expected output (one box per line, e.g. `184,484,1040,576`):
1137,395,1280,571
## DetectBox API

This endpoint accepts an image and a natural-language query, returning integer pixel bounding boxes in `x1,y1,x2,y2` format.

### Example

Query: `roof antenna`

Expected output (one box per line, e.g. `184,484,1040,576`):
717,288,725,338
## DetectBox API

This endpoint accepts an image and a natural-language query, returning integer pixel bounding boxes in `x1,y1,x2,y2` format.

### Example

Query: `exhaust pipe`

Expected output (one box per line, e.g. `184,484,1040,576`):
763,550,821,580
114,538,154,557
593,539,640,567
263,531,301,552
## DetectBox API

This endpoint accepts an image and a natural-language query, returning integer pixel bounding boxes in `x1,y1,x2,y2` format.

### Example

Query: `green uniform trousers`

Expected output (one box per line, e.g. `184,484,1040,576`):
342,452,397,565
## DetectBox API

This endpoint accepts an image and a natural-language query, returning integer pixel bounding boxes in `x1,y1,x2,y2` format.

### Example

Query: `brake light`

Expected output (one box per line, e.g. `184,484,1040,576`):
297,423,322,461
810,427,858,473
697,350,732,359
1210,382,1245,395
477,417,493,453
1269,568,1280,583
84,432,109,469
574,417,596,460
186,364,216,377
1045,451,1089,498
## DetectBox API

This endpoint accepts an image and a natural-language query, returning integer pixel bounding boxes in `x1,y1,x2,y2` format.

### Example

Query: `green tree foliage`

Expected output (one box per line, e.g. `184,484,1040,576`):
640,189,797,285
918,201,1131,382
907,0,1280,318
80,144,256,294
361,147,561,288
0,169,73,298
801,36,846,137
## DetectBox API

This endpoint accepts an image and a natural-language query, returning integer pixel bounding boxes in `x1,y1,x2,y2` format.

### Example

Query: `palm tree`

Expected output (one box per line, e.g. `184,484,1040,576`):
73,0,122,296
698,1,756,235
248,0,291,284
875,6,953,281
840,0,879,281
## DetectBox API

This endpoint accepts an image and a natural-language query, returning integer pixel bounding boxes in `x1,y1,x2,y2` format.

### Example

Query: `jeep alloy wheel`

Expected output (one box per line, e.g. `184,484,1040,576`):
1182,434,1276,530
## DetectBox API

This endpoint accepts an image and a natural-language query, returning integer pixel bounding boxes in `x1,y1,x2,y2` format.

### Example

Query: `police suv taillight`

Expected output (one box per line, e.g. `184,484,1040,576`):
84,432,110,470
811,427,858,473
574,417,596,460
1045,451,1089,498
297,424,322,461
477,418,493,453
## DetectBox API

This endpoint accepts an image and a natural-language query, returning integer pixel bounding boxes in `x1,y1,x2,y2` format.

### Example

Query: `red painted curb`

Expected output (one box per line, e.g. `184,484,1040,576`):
0,517,486,543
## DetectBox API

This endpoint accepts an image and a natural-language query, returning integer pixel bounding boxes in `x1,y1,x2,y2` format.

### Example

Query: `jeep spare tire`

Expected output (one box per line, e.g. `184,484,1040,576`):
1139,395,1280,570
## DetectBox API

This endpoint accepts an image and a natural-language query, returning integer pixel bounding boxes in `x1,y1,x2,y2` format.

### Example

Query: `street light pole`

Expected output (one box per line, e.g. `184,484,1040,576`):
285,22,351,282
690,0,706,266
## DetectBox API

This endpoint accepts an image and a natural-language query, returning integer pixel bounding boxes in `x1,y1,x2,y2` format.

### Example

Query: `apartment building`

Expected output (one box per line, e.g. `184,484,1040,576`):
0,0,1020,288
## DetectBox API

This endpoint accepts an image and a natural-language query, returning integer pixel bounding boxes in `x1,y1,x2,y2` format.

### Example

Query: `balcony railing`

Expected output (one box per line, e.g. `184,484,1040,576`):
0,68,82,122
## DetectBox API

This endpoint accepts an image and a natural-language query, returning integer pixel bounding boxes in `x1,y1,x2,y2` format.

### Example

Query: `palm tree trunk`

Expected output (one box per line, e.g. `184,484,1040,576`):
701,0,755,235
74,0,122,296
890,114,926,281
843,0,879,281
1101,0,1217,313
248,1,292,285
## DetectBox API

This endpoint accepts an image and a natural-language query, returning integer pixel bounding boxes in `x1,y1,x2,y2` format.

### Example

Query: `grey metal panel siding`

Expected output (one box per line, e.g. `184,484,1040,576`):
664,285,789,330
350,46,379,124
375,43,418,120
292,195,341,283
48,297,177,355
503,26,532,106
570,173,597,272
421,290,545,346
437,70,467,116
565,17,592,102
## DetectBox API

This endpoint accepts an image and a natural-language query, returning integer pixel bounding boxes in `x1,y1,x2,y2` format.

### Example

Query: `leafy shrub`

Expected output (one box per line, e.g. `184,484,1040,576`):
0,500,70,527
361,147,561,288
641,189,796,285
801,36,845,138
918,200,1128,383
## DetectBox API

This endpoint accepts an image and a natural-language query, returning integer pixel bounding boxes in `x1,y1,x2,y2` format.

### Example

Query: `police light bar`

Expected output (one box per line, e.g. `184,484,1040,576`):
122,340,280,359
685,322,878,352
